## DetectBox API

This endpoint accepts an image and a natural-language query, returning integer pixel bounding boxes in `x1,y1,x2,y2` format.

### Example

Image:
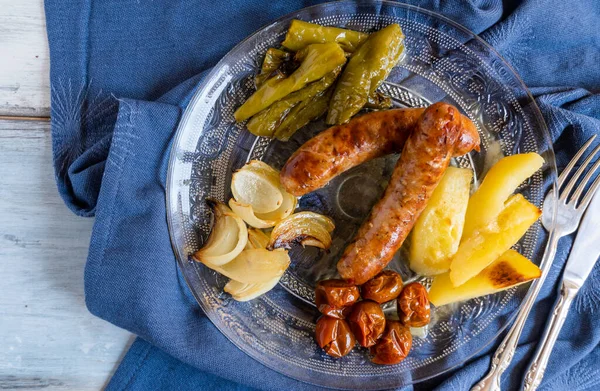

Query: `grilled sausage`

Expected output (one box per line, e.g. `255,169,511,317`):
280,108,425,196
337,103,480,284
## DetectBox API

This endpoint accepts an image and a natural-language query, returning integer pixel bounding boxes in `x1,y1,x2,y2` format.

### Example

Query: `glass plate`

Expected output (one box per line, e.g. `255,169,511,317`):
166,1,557,389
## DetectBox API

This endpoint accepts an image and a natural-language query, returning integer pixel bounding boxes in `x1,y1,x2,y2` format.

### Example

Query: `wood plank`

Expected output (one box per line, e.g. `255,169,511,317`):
0,120,133,390
0,2,50,117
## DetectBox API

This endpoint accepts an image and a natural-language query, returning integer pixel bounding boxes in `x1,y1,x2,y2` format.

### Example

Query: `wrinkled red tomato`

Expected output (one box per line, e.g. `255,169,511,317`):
315,279,360,319
398,282,431,327
347,300,386,347
370,320,412,365
361,270,403,303
315,316,356,358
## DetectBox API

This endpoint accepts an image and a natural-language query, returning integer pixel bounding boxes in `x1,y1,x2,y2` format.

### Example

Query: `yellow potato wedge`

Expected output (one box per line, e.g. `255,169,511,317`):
410,167,473,276
429,249,541,307
449,194,541,287
462,153,544,239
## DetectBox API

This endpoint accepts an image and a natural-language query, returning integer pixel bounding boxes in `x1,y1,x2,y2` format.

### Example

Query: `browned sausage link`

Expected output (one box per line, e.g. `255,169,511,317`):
280,108,425,196
337,103,480,285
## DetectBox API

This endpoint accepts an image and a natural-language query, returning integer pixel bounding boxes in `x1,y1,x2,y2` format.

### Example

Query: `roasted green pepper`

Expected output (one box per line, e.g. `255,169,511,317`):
234,42,347,122
282,20,369,53
326,24,405,125
246,68,340,137
365,92,393,110
274,88,332,141
254,48,294,88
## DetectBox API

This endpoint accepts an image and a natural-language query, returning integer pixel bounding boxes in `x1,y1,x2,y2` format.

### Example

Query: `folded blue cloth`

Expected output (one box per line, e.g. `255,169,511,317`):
44,0,600,389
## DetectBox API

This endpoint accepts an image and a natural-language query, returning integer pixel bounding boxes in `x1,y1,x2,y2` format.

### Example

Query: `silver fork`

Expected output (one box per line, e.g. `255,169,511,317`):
472,135,600,391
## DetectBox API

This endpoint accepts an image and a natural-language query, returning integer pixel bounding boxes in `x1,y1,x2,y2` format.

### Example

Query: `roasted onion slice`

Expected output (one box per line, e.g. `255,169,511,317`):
193,200,248,266
224,276,281,302
268,211,335,250
226,228,286,301
229,191,296,229
231,160,284,214
204,248,290,284
245,228,271,250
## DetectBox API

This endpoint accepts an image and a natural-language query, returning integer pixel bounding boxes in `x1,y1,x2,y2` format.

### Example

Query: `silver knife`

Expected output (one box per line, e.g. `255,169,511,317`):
522,190,600,390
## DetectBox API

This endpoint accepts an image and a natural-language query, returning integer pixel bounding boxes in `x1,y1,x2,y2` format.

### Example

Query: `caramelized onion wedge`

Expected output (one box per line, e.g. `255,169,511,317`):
228,230,283,301
269,211,335,250
299,238,329,249
203,248,290,284
194,200,248,266
231,160,283,214
229,199,277,229
224,276,281,302
229,190,297,229
246,160,280,177
246,228,271,250
255,191,297,221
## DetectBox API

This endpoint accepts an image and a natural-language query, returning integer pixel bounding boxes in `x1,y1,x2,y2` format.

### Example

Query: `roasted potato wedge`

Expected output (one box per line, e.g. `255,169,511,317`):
462,153,543,239
429,249,541,306
449,194,541,287
410,167,472,276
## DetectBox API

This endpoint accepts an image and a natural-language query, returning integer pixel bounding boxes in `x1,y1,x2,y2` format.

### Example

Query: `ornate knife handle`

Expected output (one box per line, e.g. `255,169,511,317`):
522,280,579,391
471,233,559,391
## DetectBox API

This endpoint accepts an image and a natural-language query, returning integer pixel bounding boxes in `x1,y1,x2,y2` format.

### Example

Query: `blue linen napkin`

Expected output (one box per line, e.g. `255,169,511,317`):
44,0,600,389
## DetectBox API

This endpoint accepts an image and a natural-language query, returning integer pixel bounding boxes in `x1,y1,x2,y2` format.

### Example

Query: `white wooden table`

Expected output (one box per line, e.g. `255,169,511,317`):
0,2,133,389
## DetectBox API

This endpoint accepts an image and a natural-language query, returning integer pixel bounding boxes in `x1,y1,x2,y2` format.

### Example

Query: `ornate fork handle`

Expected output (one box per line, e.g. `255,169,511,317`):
471,232,560,391
522,280,579,390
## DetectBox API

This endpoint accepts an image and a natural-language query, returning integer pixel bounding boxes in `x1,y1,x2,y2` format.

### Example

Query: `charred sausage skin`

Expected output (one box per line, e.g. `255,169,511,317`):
280,106,478,197
280,108,425,196
337,103,480,284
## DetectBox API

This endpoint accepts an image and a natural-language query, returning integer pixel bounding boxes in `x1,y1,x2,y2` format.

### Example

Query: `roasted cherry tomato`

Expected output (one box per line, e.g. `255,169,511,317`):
315,316,356,358
361,270,403,303
315,279,360,319
347,300,386,347
398,282,431,327
370,320,412,365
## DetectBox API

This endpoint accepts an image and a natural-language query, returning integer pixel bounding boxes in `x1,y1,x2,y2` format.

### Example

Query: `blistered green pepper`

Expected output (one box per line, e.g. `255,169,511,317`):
365,92,393,110
282,20,369,53
246,69,340,137
254,48,293,88
326,24,405,125
245,96,294,137
234,43,347,122
274,88,332,141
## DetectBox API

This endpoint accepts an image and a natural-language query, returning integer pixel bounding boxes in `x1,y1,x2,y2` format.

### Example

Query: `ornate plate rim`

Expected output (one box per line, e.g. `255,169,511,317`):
165,0,558,388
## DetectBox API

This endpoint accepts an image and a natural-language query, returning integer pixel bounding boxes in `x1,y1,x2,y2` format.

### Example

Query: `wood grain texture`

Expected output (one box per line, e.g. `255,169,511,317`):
0,1,50,117
0,120,133,390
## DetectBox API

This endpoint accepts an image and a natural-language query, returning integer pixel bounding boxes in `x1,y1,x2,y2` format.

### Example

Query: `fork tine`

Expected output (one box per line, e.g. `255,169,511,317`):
560,142,600,201
569,155,600,204
575,162,600,210
558,135,597,188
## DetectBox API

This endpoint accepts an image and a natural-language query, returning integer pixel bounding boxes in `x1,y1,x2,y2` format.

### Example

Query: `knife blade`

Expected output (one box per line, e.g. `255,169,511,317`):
562,189,600,288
